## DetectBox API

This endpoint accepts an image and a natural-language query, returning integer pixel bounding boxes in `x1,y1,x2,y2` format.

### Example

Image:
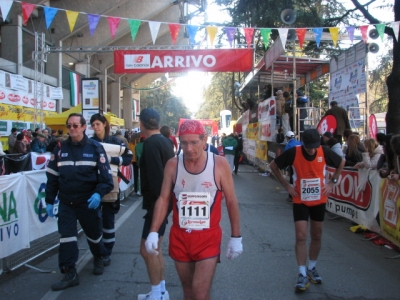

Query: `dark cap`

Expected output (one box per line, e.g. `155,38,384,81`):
302,129,321,149
330,101,338,106
296,89,304,96
323,131,333,138
139,108,160,124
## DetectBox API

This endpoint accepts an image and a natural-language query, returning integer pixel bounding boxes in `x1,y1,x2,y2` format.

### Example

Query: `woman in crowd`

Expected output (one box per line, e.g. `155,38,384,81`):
354,138,384,170
14,133,30,154
90,113,133,264
344,134,363,167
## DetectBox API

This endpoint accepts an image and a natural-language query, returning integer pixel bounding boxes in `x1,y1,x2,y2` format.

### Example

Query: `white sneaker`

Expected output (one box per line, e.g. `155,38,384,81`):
137,191,142,196
137,291,168,300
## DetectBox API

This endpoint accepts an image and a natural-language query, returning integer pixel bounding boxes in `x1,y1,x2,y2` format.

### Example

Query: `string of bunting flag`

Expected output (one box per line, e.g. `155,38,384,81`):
0,0,398,50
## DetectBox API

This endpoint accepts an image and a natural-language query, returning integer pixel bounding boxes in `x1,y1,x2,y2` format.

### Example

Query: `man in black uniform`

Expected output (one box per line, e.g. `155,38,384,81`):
138,108,175,300
45,113,114,291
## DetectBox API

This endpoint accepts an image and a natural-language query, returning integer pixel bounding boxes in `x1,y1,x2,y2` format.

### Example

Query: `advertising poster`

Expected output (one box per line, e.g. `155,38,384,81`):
255,140,268,161
379,179,400,247
82,78,100,110
326,167,381,233
246,122,259,140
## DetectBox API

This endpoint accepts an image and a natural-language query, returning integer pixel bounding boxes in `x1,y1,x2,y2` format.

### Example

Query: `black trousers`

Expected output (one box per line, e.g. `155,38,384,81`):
132,162,139,193
58,202,107,272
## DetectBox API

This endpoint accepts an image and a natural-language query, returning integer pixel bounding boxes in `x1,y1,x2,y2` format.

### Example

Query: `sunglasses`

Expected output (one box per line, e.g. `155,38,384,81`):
66,124,82,129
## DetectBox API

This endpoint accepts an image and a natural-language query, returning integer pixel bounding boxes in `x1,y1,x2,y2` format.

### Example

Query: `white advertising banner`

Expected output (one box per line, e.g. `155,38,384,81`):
259,119,276,142
258,97,276,121
30,152,52,170
0,70,58,111
82,78,100,109
119,164,134,192
326,167,381,233
247,139,256,157
24,170,58,241
0,173,30,259
329,58,366,108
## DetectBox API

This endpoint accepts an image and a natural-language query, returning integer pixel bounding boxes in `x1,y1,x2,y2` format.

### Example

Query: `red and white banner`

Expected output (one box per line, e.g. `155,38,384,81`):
326,167,381,233
114,49,253,73
369,114,377,139
317,115,337,135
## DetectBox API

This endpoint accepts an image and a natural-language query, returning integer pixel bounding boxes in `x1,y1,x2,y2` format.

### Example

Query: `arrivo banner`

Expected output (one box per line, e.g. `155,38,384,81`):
114,49,253,73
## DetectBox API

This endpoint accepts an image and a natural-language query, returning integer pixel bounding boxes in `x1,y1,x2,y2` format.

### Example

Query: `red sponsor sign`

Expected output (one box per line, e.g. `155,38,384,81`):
327,167,372,210
8,93,20,102
48,101,55,109
114,49,253,74
369,114,377,139
0,91,5,100
317,115,337,134
22,96,29,104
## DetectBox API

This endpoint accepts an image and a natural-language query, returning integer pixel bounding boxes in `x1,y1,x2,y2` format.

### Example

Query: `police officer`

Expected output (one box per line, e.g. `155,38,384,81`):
45,113,114,291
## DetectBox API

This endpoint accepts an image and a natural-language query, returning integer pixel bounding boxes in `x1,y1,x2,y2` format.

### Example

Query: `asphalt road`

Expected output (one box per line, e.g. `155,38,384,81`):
1,164,400,300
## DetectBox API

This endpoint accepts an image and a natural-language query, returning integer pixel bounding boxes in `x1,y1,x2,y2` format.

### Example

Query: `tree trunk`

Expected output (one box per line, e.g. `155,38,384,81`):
386,0,400,135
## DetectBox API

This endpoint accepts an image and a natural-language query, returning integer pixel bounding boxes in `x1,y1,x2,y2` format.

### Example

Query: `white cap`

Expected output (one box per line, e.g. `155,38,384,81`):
286,131,295,138
133,128,140,133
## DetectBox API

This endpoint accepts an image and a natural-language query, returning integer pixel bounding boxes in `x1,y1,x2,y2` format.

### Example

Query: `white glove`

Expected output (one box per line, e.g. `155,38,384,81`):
145,232,159,255
226,237,243,259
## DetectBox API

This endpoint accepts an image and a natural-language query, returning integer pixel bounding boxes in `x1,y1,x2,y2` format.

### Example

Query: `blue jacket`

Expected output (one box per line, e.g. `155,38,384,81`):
31,138,46,153
284,138,302,151
91,135,133,166
45,135,114,205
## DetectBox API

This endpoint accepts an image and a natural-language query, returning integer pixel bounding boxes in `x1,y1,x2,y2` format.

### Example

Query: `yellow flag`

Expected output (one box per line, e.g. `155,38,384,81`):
206,26,218,47
329,27,339,47
66,10,80,32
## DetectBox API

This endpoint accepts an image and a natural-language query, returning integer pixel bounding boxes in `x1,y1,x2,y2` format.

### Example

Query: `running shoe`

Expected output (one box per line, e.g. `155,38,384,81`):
137,291,169,300
307,267,322,284
295,274,309,293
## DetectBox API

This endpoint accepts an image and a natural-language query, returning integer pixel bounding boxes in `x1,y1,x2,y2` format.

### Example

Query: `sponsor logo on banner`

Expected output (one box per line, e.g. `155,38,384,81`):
0,190,19,243
31,152,51,170
0,91,5,100
114,49,253,73
317,115,337,134
327,167,372,210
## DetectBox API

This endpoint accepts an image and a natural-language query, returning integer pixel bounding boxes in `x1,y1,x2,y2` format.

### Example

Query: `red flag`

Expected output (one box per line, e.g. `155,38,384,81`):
107,17,121,39
295,28,307,49
243,28,254,48
359,25,369,44
168,24,181,45
22,2,36,25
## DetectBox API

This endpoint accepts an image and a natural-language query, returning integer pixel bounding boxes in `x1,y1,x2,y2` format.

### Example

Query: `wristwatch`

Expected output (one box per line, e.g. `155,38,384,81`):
331,178,338,184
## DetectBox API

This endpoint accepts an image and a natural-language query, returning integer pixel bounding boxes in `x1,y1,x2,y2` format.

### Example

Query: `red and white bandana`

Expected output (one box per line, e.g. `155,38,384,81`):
178,120,206,136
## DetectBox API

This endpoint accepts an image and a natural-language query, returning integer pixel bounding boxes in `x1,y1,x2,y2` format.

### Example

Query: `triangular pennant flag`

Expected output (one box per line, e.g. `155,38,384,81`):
312,28,323,47
0,0,13,21
66,10,80,32
225,27,236,47
87,14,101,37
375,24,385,41
43,7,58,29
108,17,120,39
206,26,218,46
21,2,36,25
329,27,339,47
148,21,161,44
128,19,141,42
391,22,400,42
295,28,307,49
277,28,289,49
260,28,272,49
359,25,369,44
168,24,180,45
346,26,355,43
187,25,199,44
243,27,254,48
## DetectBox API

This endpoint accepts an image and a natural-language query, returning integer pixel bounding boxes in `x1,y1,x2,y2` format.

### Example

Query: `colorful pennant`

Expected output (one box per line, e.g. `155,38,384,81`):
66,10,80,33
187,25,199,45
329,27,339,47
225,27,236,47
391,21,400,42
260,28,272,49
295,28,307,49
87,14,101,37
0,0,13,21
346,26,355,43
128,19,141,43
21,2,36,25
277,28,289,49
168,24,180,45
44,7,58,29
108,17,120,39
359,25,369,44
375,24,385,41
149,21,161,45
206,26,218,46
312,28,323,48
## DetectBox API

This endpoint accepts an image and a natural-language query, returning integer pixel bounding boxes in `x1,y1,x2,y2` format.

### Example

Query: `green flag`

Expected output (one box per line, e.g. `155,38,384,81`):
128,19,141,42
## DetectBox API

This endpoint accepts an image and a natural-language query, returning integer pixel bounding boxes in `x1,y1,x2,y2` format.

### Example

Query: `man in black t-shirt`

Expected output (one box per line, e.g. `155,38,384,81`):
138,108,175,300
270,129,344,294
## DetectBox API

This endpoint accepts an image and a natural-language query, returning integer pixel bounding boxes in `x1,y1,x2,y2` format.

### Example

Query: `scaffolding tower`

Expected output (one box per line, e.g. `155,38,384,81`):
32,32,47,129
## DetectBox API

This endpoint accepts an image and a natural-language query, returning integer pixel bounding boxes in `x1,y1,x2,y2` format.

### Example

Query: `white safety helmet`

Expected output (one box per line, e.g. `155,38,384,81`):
286,131,295,138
